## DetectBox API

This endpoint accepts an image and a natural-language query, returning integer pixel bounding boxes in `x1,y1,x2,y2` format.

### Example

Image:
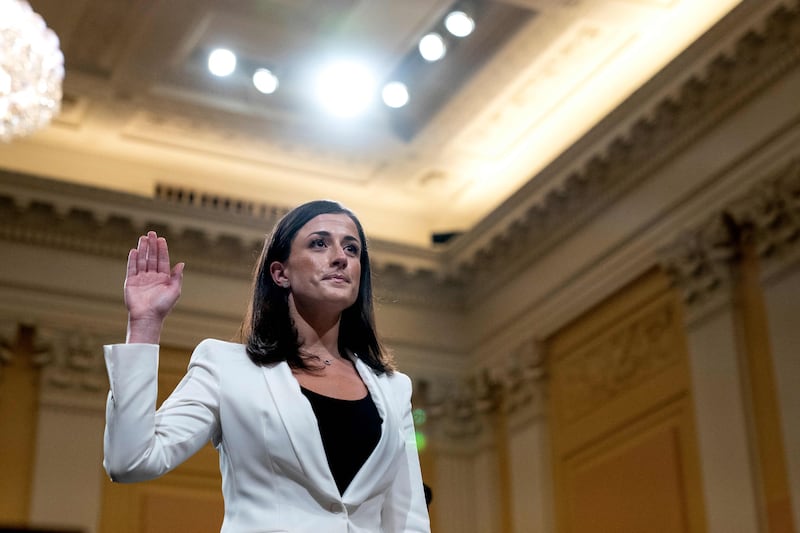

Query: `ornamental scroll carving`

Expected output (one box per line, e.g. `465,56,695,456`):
556,301,679,423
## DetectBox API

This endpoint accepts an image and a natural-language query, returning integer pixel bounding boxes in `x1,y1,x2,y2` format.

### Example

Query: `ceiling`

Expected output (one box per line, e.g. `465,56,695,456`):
3,0,740,246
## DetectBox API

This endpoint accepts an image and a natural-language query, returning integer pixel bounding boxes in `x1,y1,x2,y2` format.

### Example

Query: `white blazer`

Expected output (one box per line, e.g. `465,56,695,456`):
103,339,431,533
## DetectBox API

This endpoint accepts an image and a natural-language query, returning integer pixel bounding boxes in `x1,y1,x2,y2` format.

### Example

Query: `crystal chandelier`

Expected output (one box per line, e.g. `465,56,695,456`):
0,0,64,142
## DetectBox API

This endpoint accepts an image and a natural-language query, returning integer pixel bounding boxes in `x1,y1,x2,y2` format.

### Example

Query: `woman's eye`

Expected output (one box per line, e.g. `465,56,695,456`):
345,244,360,255
310,238,326,248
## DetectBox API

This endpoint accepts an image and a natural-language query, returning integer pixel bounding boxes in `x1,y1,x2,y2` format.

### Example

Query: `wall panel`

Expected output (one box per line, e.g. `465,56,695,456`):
548,270,706,533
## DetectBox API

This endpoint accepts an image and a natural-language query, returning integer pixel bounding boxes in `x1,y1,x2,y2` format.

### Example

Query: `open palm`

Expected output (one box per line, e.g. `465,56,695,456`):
124,231,184,322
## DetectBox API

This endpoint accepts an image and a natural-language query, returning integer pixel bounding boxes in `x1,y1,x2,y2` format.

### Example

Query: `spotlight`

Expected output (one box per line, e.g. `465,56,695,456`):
315,61,376,117
382,81,409,108
445,11,474,38
252,68,279,94
208,48,236,77
419,33,446,62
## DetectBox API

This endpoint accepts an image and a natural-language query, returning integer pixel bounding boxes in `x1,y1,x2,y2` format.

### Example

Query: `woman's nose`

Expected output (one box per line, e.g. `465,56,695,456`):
331,247,348,266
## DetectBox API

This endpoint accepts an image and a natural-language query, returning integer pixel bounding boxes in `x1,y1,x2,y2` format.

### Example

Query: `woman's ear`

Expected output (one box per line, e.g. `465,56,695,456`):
269,261,290,288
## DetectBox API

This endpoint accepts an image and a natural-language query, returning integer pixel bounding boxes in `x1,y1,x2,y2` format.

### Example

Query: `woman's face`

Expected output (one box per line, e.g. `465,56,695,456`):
272,213,362,316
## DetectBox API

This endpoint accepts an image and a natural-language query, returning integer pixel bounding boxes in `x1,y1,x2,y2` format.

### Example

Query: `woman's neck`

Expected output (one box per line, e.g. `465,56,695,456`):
289,299,342,358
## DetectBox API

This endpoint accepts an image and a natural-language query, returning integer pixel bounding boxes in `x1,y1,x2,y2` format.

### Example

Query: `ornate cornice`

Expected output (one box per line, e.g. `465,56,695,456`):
450,0,800,294
0,171,465,310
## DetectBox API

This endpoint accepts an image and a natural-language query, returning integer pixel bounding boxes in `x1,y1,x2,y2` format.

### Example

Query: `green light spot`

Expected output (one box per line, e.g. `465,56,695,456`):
412,408,427,425
415,430,427,451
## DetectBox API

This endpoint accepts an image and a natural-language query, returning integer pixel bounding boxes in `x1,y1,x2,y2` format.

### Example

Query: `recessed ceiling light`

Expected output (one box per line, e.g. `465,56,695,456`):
208,48,236,77
382,81,409,108
252,68,279,94
419,33,446,62
445,11,474,38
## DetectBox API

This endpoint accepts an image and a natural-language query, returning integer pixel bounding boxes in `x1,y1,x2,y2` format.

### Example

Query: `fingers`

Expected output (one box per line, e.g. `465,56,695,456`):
136,234,148,273
132,231,176,274
157,234,171,274
171,262,185,283
146,231,158,272
127,248,138,277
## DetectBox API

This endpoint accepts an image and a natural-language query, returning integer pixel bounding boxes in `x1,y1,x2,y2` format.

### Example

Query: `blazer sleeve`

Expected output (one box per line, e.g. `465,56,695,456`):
103,341,221,483
381,373,431,533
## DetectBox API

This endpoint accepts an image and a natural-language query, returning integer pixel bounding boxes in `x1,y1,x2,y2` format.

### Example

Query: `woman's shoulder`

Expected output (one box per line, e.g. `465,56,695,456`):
191,338,248,362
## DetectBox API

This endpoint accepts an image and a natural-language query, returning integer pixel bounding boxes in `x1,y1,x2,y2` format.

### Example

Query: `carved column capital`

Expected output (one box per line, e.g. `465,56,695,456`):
36,328,109,396
0,320,17,369
660,214,739,306
729,159,800,266
423,372,500,442
420,337,548,445
0,321,50,382
491,339,547,420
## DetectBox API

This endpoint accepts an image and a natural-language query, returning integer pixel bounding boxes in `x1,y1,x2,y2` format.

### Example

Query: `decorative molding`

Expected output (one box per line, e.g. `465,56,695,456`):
0,321,50,375
35,328,110,396
728,158,800,262
373,266,465,311
424,372,499,440
661,158,800,300
0,170,465,310
450,0,800,296
0,188,260,278
555,301,680,423
659,214,739,306
422,337,547,440
0,320,110,403
0,320,18,377
492,339,547,418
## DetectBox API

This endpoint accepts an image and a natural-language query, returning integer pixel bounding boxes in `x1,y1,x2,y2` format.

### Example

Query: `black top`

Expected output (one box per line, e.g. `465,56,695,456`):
301,386,383,495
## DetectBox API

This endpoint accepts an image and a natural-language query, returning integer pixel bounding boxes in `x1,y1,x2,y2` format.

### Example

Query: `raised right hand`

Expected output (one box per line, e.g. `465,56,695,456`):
124,231,184,342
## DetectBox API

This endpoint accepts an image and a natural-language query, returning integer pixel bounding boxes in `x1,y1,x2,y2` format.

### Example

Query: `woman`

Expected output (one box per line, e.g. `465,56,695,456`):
103,200,431,532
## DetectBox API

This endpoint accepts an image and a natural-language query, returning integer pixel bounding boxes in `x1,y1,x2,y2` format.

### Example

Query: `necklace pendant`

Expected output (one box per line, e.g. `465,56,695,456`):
323,359,332,366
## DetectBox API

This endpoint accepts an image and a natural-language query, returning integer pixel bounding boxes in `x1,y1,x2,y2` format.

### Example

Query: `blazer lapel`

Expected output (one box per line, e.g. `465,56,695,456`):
260,362,340,499
343,357,403,503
